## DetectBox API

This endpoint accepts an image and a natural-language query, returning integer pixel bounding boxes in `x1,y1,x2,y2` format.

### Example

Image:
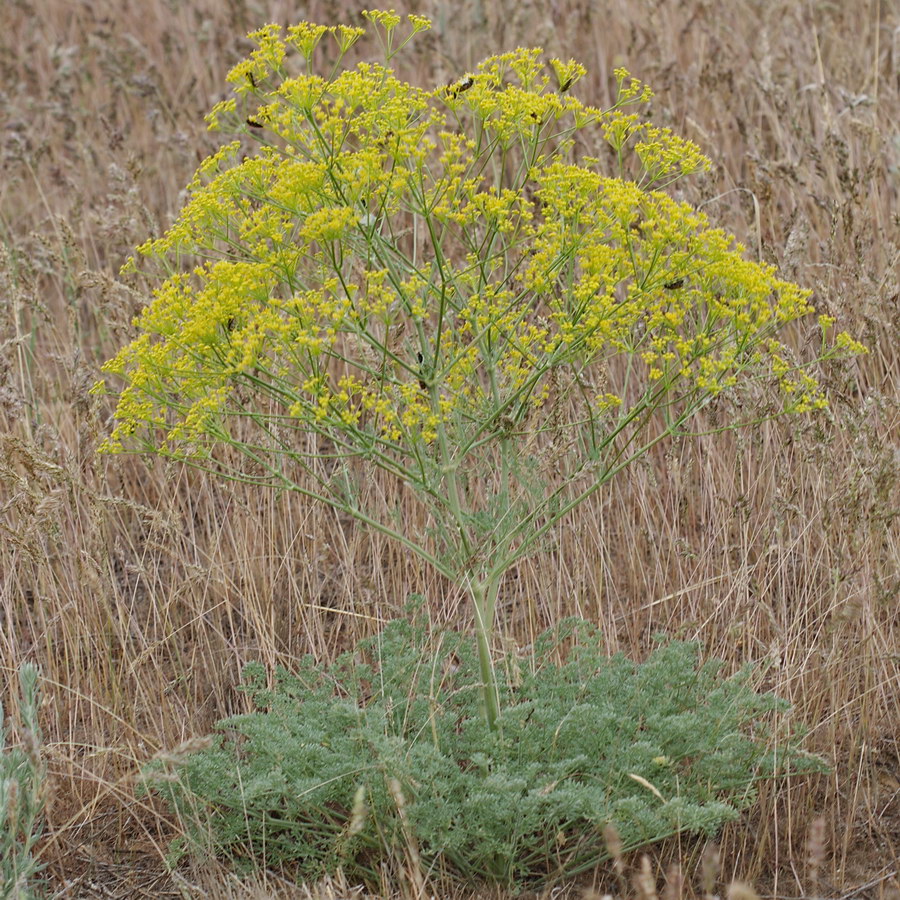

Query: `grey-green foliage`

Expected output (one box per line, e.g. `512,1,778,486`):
143,613,825,889
1,663,46,900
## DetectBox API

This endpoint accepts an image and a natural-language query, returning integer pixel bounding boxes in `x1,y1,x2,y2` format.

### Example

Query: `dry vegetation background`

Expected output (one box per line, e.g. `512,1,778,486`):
0,0,898,896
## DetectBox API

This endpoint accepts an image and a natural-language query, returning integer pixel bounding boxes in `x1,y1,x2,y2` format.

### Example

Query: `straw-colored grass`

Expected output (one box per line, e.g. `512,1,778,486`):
1,0,897,896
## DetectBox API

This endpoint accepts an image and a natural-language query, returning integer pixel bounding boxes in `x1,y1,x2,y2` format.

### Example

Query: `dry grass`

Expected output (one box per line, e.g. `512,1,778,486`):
0,0,898,896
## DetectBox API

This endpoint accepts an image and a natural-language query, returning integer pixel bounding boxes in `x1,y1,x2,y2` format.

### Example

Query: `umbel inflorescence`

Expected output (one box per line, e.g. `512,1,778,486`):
98,11,861,458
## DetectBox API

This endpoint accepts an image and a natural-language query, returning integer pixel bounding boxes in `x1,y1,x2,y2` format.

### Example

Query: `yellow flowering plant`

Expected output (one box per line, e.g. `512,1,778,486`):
96,11,865,730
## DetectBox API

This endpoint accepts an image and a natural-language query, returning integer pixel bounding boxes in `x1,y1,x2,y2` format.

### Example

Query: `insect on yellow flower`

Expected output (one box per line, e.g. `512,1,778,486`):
446,73,474,99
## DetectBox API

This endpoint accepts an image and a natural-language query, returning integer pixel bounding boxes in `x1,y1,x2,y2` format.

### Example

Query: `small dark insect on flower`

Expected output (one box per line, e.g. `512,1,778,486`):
246,117,264,129
558,76,574,93
247,72,257,88
664,278,686,290
446,74,474,99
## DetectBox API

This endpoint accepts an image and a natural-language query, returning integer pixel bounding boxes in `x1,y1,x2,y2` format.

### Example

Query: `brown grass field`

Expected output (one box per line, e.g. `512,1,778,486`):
1,0,898,896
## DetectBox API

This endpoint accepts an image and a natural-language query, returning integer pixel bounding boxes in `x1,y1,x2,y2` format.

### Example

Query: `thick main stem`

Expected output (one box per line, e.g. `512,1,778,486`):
471,578,502,731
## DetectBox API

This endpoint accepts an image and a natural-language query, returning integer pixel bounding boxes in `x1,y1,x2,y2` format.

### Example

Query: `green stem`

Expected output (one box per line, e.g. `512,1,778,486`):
471,580,502,731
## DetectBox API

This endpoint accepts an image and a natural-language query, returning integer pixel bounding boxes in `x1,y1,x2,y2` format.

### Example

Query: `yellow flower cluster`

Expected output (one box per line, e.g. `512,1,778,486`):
300,206,359,243
97,11,864,466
